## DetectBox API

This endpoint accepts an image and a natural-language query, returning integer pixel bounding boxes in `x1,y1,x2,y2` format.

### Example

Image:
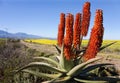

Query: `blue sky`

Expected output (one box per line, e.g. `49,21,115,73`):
0,0,120,40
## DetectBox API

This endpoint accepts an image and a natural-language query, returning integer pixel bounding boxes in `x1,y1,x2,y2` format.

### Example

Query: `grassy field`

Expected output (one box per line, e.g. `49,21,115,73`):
25,39,120,52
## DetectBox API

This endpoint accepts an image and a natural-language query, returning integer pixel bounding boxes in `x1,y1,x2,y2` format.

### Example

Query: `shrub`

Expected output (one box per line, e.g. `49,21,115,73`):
0,39,39,82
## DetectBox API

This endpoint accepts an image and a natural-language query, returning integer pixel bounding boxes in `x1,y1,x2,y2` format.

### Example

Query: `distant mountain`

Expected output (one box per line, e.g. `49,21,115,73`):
0,30,43,39
14,32,42,39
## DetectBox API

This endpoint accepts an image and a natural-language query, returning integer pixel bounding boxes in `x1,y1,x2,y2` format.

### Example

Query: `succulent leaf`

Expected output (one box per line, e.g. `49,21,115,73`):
79,63,113,75
53,45,61,54
47,76,71,83
33,57,60,67
59,45,74,71
16,62,66,73
90,77,120,82
74,78,108,83
99,42,117,51
67,57,102,76
22,69,62,79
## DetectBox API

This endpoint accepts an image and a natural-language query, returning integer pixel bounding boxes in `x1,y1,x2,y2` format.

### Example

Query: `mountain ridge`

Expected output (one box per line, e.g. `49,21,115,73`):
0,30,55,39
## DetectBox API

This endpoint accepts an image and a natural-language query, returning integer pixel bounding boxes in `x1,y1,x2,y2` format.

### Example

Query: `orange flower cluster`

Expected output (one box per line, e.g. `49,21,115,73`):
73,13,81,49
81,2,91,36
57,13,65,47
83,10,104,61
57,2,104,61
64,13,74,60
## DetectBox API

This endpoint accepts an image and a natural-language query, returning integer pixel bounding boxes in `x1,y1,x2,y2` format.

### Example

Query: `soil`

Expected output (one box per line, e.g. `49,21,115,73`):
21,40,58,54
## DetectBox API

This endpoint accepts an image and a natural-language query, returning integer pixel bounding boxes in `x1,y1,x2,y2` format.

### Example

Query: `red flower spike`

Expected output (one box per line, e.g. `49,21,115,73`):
73,13,81,49
83,9,104,61
64,13,74,60
57,13,65,47
81,2,91,36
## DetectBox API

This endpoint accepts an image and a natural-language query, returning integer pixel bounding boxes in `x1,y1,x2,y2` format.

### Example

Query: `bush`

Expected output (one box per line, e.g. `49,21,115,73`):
0,39,40,83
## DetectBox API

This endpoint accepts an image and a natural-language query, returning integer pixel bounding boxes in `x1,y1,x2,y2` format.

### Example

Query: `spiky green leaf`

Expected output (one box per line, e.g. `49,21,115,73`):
53,45,61,54
63,58,74,71
59,44,65,69
44,53,54,57
59,45,74,71
90,76,120,82
76,42,117,55
67,57,102,76
99,42,117,51
42,76,71,83
33,57,60,67
22,69,62,79
16,62,66,73
74,78,108,83
79,63,113,75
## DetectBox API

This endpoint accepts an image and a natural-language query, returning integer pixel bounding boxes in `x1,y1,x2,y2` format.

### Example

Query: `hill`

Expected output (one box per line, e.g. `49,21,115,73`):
0,30,42,39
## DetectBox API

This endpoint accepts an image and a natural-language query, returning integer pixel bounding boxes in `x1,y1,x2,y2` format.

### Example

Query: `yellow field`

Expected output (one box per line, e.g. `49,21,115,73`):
82,40,120,50
25,39,120,54
25,39,57,45
0,38,118,54
25,39,120,51
103,40,120,49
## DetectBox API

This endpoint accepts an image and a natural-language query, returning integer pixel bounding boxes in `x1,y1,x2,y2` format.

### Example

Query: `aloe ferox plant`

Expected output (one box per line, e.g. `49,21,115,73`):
14,2,120,83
